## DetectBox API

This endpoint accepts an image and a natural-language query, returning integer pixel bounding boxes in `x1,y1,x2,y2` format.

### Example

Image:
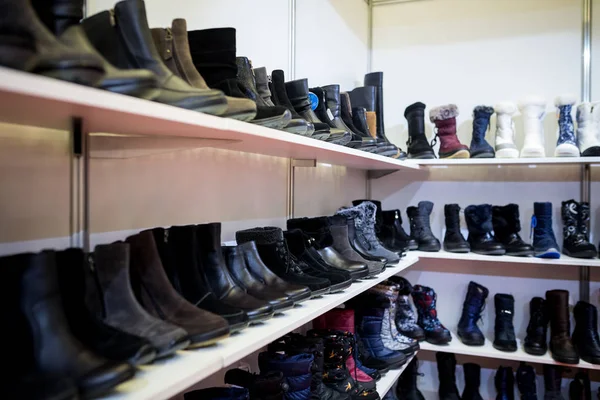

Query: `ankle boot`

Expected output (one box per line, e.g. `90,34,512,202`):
55,249,157,366
577,103,600,156
457,281,488,346
126,231,230,348
430,104,470,158
462,363,484,400
407,201,441,252
411,285,451,344
328,215,386,277
284,78,332,138
352,199,405,255
494,294,517,352
225,369,286,400
258,352,314,400
90,243,190,358
335,213,386,264
1,0,104,82
470,106,495,158
405,102,435,159
554,95,580,157
496,366,515,400
546,289,579,364
443,204,470,253
352,105,396,153
336,202,401,264
155,19,256,120
516,363,537,400
153,226,249,332
271,69,315,135
184,387,250,400
3,251,135,398
543,365,564,400
311,86,353,145
572,301,600,364
340,92,379,150
492,204,534,256
87,0,228,113
569,372,592,400
253,67,275,106
524,297,548,356
223,245,295,312
436,352,460,400
561,200,597,258
365,71,407,159
393,277,425,341
465,204,506,255
196,223,274,323
519,96,547,158
495,102,520,158
382,209,418,251
533,202,561,258
396,357,424,400
236,227,332,296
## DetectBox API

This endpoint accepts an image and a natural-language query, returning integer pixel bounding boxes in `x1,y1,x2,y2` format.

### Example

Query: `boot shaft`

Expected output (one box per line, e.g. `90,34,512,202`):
516,363,537,400
254,67,274,106
519,97,546,146
407,201,435,238
494,294,515,332
444,204,462,232
492,204,521,238
543,365,562,394
460,281,489,324
526,297,548,336
436,352,459,392
188,27,238,86
495,366,515,399
405,102,426,138
465,204,494,236
472,106,493,143
495,102,518,141
533,202,557,243
430,104,458,137
545,290,570,336
463,363,481,389
412,285,440,325
555,95,577,145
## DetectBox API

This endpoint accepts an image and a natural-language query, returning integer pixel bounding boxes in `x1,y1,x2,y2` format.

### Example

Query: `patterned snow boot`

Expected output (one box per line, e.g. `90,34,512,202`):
561,199,597,258
411,285,451,344
430,104,470,158
470,105,495,158
554,95,579,157
389,276,425,341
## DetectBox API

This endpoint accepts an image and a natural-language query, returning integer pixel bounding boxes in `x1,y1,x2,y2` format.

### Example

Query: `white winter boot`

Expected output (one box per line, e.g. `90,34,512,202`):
577,102,600,156
494,101,519,158
519,96,547,158
554,95,579,157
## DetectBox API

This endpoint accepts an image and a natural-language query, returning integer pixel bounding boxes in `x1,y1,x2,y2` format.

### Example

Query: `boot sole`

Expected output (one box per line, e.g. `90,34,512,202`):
493,343,517,352
418,244,441,252
471,152,495,158
520,148,545,158
506,250,534,257
310,287,331,298
582,147,600,157
443,245,470,253
130,346,158,366
229,321,250,333
99,80,161,101
457,333,484,346
439,149,470,159
326,280,353,294
524,346,547,356
495,148,519,158
580,354,600,364
550,353,580,364
472,249,506,256
407,244,419,251
408,151,436,159
554,143,580,157
251,111,292,130
187,333,230,349
156,337,192,359
223,109,257,122
563,248,598,258
534,248,561,259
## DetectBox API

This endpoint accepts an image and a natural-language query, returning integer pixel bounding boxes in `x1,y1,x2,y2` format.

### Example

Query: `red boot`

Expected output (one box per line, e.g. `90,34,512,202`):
430,104,470,158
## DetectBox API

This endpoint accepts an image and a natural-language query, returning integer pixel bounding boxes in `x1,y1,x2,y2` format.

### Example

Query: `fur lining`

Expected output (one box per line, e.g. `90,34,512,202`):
473,105,494,115
236,227,283,245
518,96,546,109
554,94,577,107
429,104,459,122
494,102,517,115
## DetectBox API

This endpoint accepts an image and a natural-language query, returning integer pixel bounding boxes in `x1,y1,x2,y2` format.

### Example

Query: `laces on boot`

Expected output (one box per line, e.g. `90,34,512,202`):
274,241,304,275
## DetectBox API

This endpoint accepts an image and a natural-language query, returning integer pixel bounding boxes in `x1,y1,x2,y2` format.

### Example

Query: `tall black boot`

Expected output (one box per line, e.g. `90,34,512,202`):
516,363,537,400
284,78,332,139
543,365,564,400
462,363,483,400
524,297,548,356
407,201,441,252
465,204,506,255
572,301,600,364
443,204,470,253
340,92,379,150
270,69,314,135
436,352,460,400
569,371,591,400
495,366,515,400
405,102,435,159
561,200,598,258
310,86,352,145
493,294,517,352
381,209,417,251
396,357,424,400
492,204,534,257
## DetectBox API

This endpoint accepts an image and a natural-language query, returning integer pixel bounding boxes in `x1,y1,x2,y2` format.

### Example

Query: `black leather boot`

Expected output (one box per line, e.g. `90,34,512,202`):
83,0,228,113
56,248,157,366
1,0,104,82
340,92,379,150
546,289,579,364
126,231,231,347
90,243,190,358
3,251,135,399
492,204,534,256
516,362,537,400
524,297,548,356
561,199,598,258
405,102,435,159
351,105,397,155
436,352,460,400
353,199,406,255
311,86,352,145
572,301,600,364
152,226,250,332
457,281,488,346
381,209,417,251
236,227,332,296
543,365,564,400
465,204,506,255
569,371,592,400
443,204,470,253
406,201,441,252
253,67,275,106
225,369,287,400
462,363,484,400
396,357,425,400
196,222,275,323
223,245,294,313
493,294,517,352
495,366,515,400
269,69,315,135
364,71,407,159
284,78,332,139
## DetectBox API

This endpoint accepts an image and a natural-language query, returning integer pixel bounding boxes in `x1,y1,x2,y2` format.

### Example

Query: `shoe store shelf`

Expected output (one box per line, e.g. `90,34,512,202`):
406,157,600,167
412,250,600,268
0,67,421,171
419,335,600,370
376,354,416,397
102,255,419,400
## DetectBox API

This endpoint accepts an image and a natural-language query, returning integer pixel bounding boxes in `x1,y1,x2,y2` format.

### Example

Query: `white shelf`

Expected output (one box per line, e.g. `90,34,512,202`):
376,354,416,397
101,255,419,400
406,157,600,167
412,250,600,267
419,333,600,370
0,67,421,170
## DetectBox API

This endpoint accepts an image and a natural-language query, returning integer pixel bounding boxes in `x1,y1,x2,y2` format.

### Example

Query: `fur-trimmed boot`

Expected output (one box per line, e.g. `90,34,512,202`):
554,95,580,157
519,96,547,158
577,102,600,156
405,102,435,159
494,102,520,158
430,104,470,158
470,106,495,158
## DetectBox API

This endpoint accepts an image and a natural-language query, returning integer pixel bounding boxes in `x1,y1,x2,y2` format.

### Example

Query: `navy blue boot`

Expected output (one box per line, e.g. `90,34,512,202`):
457,281,488,346
532,202,560,259
184,387,249,400
258,352,314,400
470,106,495,158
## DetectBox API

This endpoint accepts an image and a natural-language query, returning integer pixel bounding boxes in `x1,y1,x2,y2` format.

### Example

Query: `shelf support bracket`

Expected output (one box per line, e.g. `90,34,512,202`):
287,159,317,219
69,117,90,251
